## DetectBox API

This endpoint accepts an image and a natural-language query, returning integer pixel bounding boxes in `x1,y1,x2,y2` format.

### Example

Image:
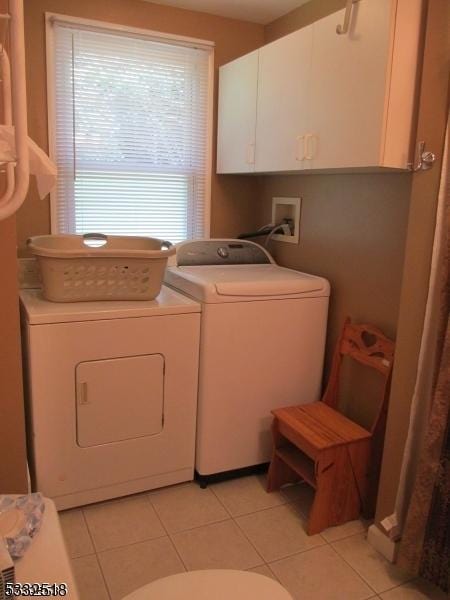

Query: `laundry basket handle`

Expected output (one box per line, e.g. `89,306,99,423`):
82,233,108,247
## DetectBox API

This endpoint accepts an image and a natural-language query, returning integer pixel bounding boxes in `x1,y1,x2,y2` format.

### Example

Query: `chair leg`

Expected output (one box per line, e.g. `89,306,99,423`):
308,450,338,535
308,446,364,535
348,439,372,518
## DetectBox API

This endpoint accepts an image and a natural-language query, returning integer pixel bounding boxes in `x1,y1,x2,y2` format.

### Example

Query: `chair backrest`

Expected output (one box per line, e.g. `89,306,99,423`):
322,318,395,434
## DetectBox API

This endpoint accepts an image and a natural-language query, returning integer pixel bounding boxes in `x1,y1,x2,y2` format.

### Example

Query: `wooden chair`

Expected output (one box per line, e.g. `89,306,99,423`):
267,318,395,535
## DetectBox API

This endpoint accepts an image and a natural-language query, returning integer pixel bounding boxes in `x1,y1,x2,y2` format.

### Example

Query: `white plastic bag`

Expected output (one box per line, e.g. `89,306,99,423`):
0,493,45,559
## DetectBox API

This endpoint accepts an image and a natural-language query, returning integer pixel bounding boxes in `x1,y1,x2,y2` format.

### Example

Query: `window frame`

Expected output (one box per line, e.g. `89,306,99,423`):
45,12,214,239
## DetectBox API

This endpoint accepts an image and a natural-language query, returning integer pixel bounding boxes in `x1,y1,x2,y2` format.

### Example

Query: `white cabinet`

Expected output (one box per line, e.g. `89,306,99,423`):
255,26,312,172
217,50,258,173
216,0,423,174
308,0,392,169
307,0,421,170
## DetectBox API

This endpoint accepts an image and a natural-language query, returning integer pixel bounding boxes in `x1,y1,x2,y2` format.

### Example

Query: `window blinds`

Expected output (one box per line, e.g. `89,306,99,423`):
50,21,211,242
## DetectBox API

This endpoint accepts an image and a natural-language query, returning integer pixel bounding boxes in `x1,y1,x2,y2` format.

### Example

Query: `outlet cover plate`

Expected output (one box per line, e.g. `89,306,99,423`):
271,197,301,244
18,258,42,289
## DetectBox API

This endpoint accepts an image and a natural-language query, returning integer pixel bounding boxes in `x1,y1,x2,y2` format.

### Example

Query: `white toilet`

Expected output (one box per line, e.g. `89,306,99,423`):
122,570,293,599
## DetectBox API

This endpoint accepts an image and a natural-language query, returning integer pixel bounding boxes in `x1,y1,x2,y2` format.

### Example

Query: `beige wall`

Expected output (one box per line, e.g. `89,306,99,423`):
265,0,346,41
259,174,411,389
19,0,264,251
0,217,28,493
0,0,28,494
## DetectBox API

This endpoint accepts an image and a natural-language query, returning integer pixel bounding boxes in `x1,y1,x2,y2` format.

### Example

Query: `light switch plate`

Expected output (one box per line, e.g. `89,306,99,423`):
271,197,301,244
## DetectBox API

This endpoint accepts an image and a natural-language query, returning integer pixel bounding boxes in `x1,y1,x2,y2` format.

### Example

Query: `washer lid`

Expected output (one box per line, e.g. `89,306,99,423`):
20,285,200,325
165,264,330,303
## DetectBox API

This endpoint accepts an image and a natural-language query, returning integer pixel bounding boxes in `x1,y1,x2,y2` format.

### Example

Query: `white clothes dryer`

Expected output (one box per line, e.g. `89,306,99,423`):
164,240,330,481
21,286,200,509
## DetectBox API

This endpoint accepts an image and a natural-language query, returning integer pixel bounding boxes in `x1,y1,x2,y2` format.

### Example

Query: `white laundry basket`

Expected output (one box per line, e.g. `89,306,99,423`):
27,233,176,302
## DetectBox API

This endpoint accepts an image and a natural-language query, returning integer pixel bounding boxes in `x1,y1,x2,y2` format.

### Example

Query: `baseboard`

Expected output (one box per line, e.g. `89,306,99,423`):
367,524,398,562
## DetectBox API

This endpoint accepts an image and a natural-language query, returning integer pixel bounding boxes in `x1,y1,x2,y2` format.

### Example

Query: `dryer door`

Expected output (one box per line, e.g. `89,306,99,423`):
75,354,164,447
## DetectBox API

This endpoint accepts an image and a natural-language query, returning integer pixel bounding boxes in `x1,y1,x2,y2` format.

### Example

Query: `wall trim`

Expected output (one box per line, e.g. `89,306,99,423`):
367,524,398,563
45,12,216,49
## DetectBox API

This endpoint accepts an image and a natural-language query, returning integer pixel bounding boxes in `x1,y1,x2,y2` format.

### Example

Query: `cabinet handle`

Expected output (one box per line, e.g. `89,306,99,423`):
295,135,305,162
304,133,316,161
246,142,255,165
77,382,89,405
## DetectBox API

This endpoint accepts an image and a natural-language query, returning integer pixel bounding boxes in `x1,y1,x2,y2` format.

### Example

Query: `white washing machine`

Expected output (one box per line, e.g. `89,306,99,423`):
20,286,200,509
164,239,330,479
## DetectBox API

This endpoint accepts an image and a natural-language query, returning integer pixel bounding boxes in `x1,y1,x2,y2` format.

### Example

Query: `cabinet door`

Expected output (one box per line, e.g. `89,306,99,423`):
217,50,258,174
255,26,312,172
308,0,393,169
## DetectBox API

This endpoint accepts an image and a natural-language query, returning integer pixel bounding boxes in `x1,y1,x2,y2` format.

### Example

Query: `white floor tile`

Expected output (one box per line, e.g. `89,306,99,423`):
211,475,285,517
237,503,325,562
248,564,279,581
59,509,94,558
332,533,411,593
72,554,109,600
322,519,369,543
98,536,184,600
380,578,448,599
280,482,314,516
83,495,166,552
270,544,374,600
172,519,264,571
148,482,228,533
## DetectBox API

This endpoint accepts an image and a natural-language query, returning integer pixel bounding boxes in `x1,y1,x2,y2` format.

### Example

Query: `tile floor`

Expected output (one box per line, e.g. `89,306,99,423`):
60,475,446,600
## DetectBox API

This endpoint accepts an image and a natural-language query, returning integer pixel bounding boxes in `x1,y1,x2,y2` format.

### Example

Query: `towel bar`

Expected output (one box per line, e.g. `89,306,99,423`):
0,0,29,222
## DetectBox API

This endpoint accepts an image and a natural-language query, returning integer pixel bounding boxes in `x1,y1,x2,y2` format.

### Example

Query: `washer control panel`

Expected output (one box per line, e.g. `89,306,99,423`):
176,240,272,266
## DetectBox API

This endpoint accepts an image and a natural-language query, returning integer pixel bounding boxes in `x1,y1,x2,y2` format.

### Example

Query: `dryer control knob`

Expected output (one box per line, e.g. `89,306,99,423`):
217,247,229,259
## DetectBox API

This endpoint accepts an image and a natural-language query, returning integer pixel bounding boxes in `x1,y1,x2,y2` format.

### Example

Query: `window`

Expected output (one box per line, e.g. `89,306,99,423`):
47,16,213,243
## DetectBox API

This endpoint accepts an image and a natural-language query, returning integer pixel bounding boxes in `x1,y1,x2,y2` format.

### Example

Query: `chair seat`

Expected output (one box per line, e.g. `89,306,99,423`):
272,402,370,458
269,402,373,534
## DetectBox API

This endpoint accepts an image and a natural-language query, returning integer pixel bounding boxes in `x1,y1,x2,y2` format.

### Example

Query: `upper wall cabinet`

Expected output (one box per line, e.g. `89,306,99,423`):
216,50,259,174
216,0,423,174
255,25,312,172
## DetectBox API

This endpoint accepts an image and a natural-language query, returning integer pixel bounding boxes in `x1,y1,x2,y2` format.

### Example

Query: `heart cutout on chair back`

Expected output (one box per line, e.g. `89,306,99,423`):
361,330,377,347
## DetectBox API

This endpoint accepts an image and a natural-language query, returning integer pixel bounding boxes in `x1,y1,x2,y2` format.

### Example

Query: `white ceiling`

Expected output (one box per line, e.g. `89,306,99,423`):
142,0,310,25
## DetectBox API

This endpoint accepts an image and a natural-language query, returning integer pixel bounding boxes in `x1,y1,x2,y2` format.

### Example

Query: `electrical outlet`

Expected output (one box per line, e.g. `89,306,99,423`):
18,258,42,289
271,197,301,243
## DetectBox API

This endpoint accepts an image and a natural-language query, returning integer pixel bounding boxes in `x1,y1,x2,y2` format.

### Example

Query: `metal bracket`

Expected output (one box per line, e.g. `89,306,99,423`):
408,141,437,172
